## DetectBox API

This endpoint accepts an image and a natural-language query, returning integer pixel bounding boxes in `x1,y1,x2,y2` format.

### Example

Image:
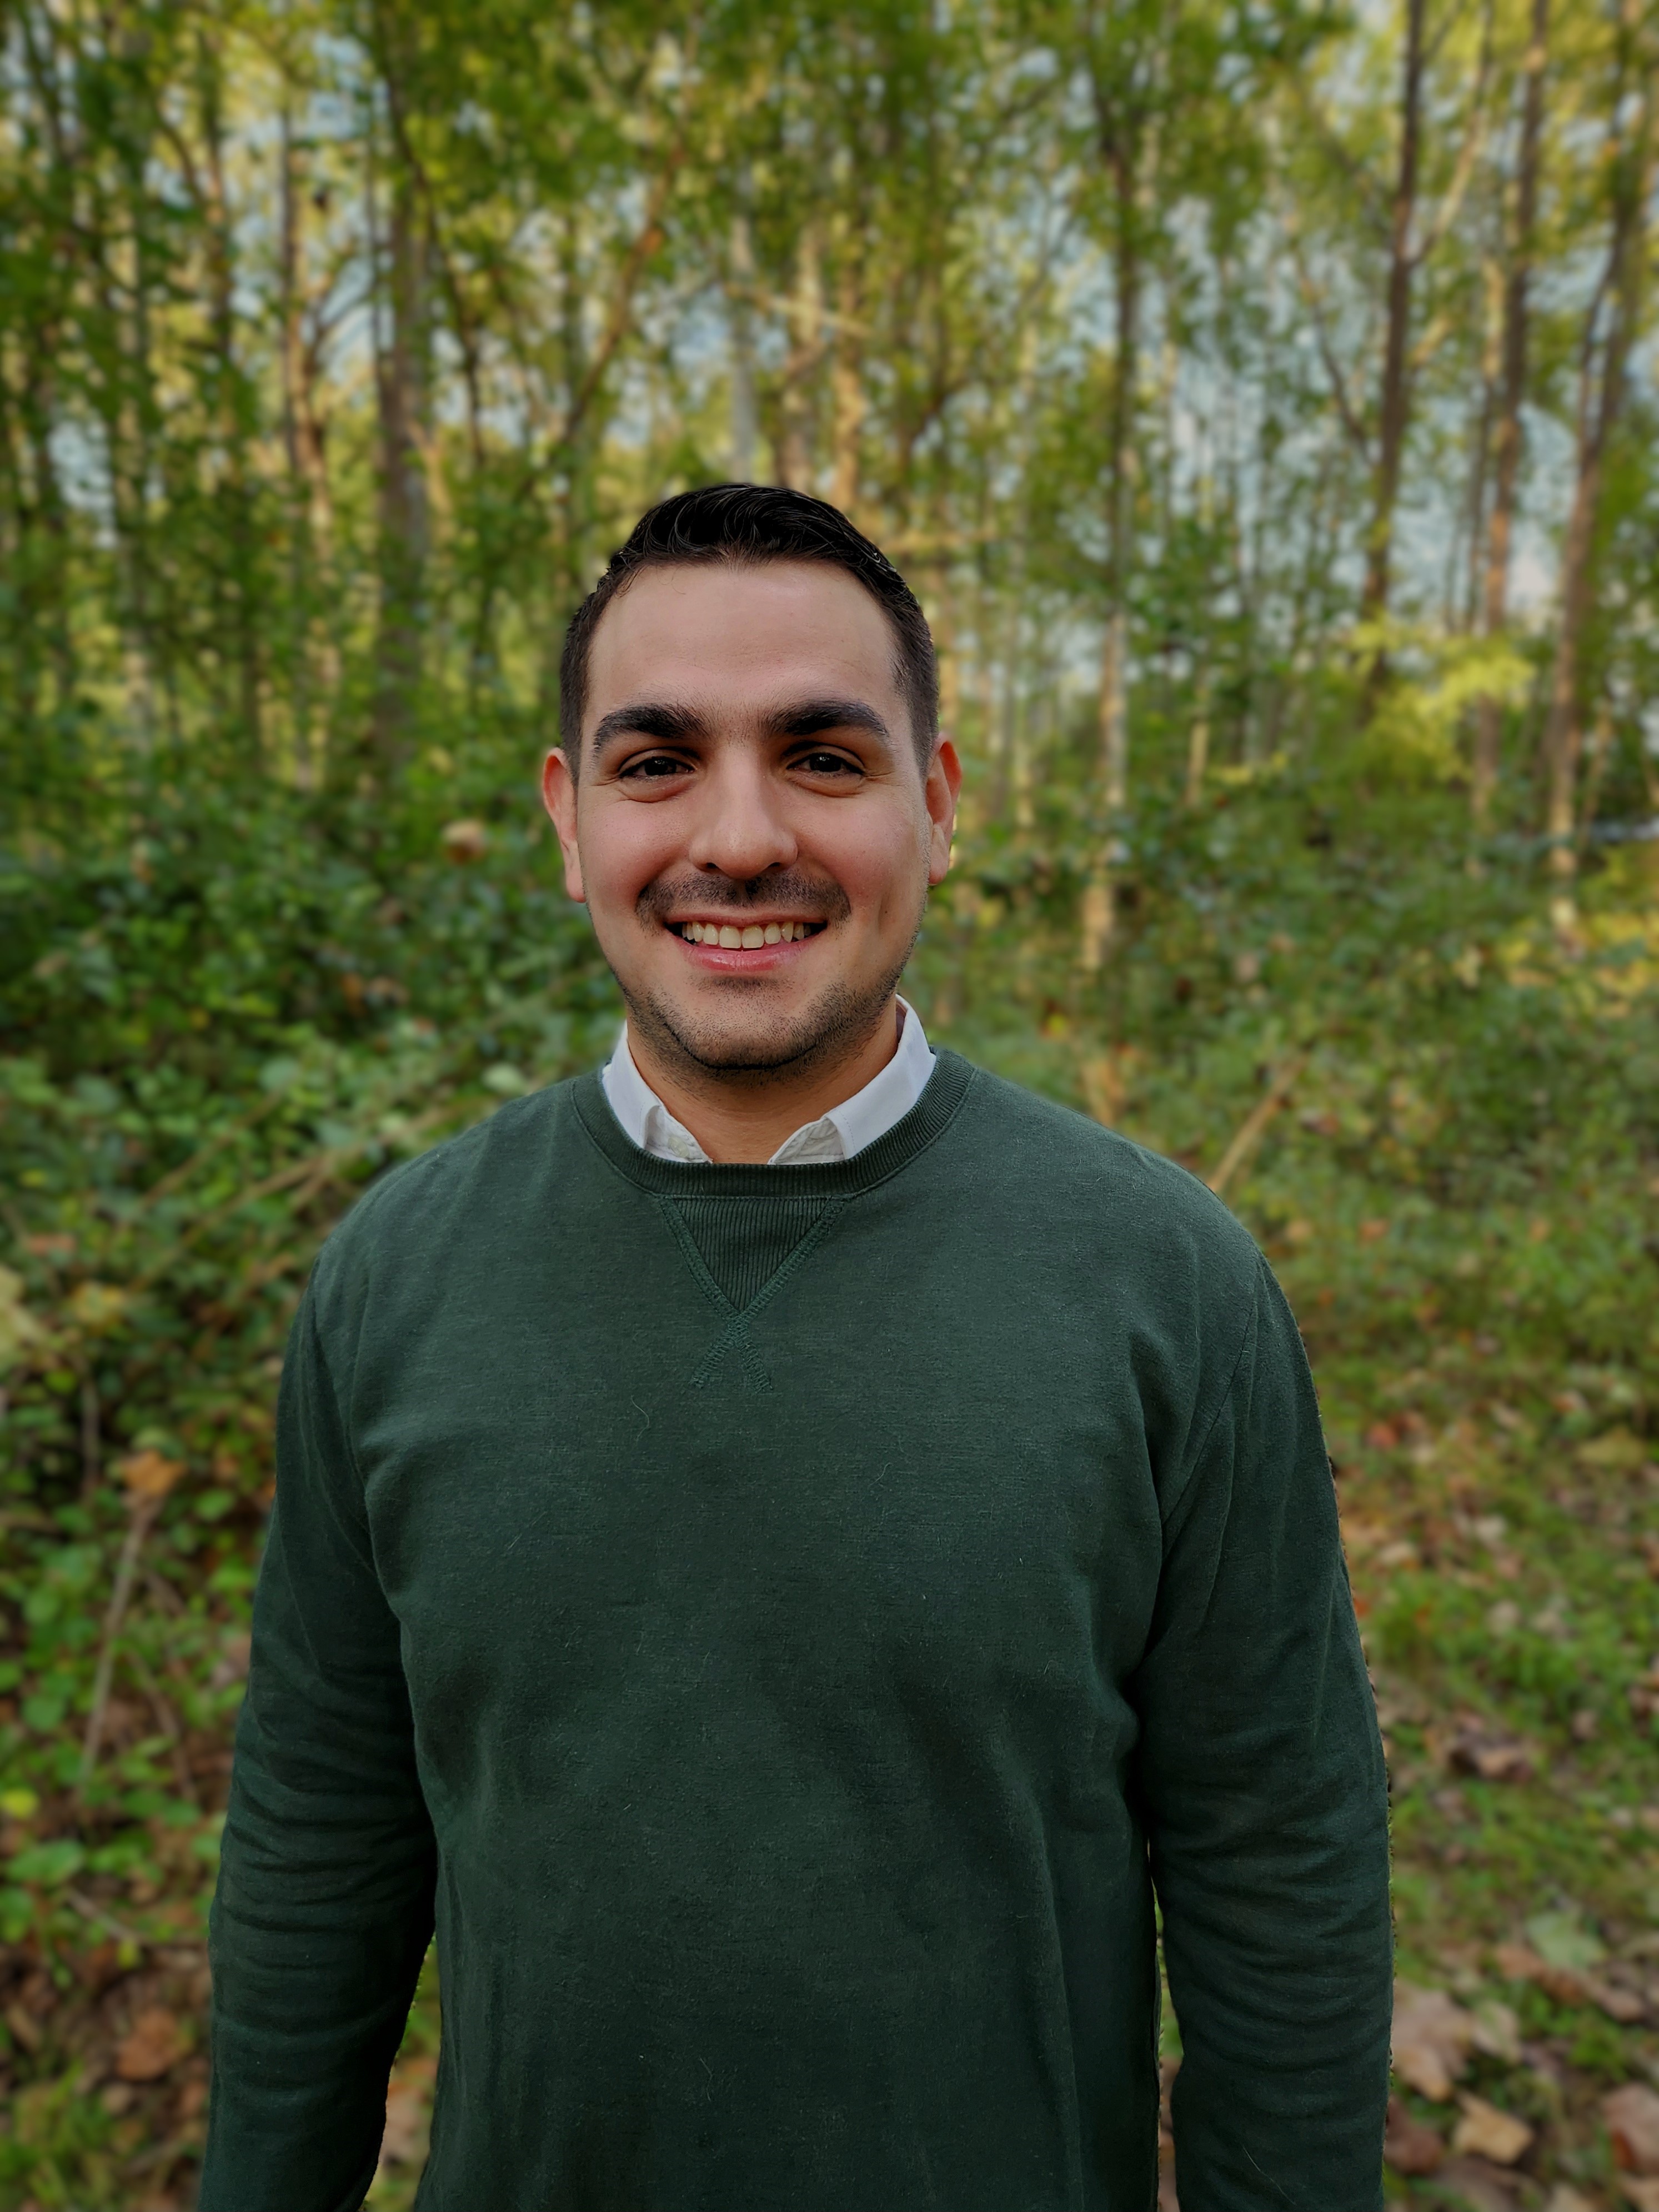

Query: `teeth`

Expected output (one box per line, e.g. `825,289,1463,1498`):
679,919,816,944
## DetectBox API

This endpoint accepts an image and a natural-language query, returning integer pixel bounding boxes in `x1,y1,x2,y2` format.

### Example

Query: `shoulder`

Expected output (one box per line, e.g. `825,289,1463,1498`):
308,1077,580,1307
946,1053,1261,1284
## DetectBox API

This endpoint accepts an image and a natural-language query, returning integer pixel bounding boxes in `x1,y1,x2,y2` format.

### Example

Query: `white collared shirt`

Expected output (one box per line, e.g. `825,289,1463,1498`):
602,1000,937,1166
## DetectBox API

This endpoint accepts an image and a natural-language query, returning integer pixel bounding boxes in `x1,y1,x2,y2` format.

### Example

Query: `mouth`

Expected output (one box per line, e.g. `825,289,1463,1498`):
668,919,826,949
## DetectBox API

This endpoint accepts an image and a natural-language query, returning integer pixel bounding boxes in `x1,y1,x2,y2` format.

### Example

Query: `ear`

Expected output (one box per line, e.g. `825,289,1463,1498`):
924,736,963,886
541,748,585,902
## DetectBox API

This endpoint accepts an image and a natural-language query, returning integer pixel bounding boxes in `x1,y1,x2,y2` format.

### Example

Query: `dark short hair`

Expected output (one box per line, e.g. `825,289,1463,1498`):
558,484,939,773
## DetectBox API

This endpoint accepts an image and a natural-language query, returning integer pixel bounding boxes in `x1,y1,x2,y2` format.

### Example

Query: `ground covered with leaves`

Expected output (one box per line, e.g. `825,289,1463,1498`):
2,771,1657,2211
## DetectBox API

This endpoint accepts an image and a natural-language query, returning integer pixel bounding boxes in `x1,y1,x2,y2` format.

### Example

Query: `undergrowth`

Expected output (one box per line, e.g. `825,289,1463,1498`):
3,767,1657,2210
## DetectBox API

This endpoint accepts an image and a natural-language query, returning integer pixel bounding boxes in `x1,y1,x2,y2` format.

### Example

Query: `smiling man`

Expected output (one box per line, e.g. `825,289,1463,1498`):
203,486,1392,2212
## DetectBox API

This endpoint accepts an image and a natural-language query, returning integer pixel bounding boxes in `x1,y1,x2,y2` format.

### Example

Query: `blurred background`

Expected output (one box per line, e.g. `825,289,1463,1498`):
1,1,1658,2205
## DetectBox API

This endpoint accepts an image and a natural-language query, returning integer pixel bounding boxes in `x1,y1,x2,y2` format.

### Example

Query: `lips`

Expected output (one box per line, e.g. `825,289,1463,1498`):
671,920,823,947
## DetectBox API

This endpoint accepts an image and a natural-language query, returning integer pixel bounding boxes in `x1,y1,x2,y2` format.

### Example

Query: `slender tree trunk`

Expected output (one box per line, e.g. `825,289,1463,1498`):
1361,0,1426,678
829,247,865,516
1472,0,1547,824
198,29,262,761
1184,673,1212,807
1081,114,1140,975
372,137,430,775
728,208,758,482
280,107,339,789
1540,12,1652,936
778,225,823,490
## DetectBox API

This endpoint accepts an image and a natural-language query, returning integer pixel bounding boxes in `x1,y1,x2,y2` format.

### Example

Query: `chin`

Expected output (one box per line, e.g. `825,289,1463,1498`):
631,976,891,1080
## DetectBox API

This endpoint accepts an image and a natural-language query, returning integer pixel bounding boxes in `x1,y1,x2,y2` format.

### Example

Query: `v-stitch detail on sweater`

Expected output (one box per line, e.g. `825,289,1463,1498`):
657,1195,847,1391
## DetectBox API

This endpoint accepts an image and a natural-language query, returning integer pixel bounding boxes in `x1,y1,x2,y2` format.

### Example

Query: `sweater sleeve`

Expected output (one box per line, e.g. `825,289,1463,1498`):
201,1277,436,2212
1133,1255,1392,2212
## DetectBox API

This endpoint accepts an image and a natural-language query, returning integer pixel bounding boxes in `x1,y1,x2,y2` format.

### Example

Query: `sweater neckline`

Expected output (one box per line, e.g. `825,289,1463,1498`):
571,1047,976,1198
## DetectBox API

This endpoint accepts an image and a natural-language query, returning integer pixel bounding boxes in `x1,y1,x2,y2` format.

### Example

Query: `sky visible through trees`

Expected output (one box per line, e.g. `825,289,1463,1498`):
1,0,1655,879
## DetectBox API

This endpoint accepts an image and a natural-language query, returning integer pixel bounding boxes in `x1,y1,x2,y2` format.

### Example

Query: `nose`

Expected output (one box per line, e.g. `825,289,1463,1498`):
685,746,799,882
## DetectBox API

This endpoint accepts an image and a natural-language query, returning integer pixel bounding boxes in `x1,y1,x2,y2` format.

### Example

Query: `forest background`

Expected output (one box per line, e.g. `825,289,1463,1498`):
2,0,1659,2205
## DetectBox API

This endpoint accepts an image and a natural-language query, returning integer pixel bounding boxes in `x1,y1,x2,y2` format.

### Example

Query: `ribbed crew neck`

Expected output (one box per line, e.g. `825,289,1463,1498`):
571,1048,977,1199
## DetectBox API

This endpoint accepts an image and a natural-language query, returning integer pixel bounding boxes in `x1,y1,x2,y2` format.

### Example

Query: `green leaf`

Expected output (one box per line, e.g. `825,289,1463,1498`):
7,1838,85,1887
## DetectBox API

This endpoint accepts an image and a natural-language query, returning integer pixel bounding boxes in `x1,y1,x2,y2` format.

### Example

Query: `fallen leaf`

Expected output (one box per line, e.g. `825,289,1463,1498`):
440,818,489,862
116,2006,188,2082
1606,2084,1659,2175
1437,2155,1521,2211
1543,2190,1596,2212
1470,1999,1522,2063
1620,2183,1659,2212
1449,1723,1533,1783
1496,1940,1647,2023
380,2055,437,2168
118,1449,185,1502
1526,1909,1606,1970
1392,1982,1476,2101
1451,2095,1533,2165
1384,2095,1444,2175
1592,1979,1648,2024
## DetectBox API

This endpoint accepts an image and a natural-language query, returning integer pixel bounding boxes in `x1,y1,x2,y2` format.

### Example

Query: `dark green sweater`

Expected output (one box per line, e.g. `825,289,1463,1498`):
202,1051,1391,2212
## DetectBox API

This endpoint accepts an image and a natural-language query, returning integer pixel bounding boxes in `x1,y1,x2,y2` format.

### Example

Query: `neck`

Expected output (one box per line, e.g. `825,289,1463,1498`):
625,997,904,1163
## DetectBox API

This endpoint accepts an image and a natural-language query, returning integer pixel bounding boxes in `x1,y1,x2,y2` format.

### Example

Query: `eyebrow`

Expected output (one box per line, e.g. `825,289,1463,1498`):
587,694,893,760
763,697,891,744
588,700,709,758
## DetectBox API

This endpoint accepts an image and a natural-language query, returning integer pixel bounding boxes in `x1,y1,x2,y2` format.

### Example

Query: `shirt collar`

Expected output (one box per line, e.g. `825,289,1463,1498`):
601,1000,936,1167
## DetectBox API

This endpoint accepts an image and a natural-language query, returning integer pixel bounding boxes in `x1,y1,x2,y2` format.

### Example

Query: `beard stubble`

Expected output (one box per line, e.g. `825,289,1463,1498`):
622,867,921,1087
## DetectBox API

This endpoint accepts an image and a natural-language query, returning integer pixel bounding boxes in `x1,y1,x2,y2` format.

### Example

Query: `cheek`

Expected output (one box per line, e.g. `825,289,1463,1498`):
812,809,928,924
579,804,680,912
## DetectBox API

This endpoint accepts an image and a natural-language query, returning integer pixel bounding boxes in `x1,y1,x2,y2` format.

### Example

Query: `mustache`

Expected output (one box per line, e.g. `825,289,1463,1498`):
636,871,852,923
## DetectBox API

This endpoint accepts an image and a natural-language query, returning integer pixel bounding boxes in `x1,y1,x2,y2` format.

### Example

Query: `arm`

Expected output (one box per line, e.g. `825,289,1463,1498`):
201,1277,436,2212
1135,1257,1391,2212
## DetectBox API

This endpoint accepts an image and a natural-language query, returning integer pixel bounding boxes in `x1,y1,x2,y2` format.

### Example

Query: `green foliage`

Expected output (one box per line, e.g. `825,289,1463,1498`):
2,0,1658,2198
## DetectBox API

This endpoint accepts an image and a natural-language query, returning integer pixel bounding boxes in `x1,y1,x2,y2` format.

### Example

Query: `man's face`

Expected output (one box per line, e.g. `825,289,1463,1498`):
543,561,959,1081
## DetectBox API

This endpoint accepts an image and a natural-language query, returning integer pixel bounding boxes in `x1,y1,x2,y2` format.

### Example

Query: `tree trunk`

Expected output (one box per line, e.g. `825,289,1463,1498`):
1540,8,1653,937
1472,0,1547,824
829,248,865,517
1080,117,1139,977
1184,674,1212,807
1361,0,1426,653
372,143,430,776
727,208,759,483
777,225,824,491
279,107,339,789
198,28,262,761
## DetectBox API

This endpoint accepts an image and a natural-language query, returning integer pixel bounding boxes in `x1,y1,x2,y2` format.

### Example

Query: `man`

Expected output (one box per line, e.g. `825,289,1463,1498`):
203,484,1391,2212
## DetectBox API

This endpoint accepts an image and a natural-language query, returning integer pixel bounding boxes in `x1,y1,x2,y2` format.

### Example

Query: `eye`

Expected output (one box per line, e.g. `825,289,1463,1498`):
619,751,694,781
793,749,863,780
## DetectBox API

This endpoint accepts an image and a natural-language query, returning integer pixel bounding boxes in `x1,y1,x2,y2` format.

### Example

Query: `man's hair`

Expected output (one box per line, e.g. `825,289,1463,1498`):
558,484,939,773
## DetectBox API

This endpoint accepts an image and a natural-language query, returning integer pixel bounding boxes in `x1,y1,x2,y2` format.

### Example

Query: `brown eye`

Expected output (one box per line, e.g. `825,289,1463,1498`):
622,753,691,780
796,751,861,778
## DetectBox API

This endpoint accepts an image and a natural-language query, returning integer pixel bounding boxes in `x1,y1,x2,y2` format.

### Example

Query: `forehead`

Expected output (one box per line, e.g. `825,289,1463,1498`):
583,561,905,734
